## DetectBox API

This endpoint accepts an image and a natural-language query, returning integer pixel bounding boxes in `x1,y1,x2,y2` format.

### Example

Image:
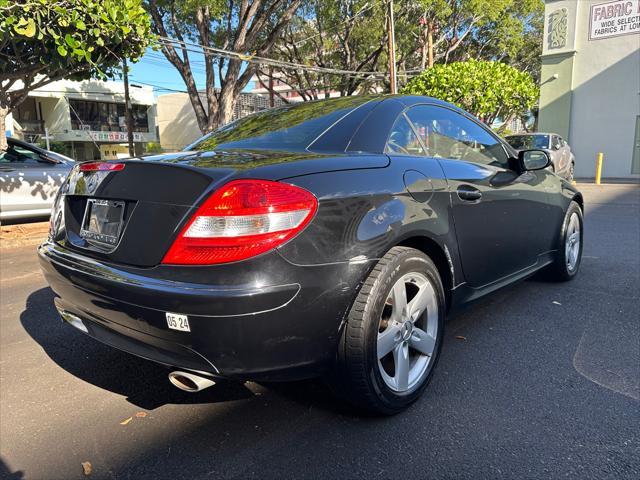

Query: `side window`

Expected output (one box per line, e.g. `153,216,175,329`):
385,114,425,156
405,105,509,168
0,145,41,164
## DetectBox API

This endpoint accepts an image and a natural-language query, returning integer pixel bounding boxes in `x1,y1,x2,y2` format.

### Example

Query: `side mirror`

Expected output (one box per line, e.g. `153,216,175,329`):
518,149,551,171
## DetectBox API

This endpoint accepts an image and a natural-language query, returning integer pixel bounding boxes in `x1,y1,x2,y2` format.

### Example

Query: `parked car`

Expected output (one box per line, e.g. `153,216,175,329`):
505,133,576,181
39,96,584,414
0,137,74,221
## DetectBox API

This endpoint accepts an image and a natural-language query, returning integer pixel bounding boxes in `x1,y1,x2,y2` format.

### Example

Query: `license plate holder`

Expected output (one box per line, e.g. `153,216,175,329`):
79,199,125,248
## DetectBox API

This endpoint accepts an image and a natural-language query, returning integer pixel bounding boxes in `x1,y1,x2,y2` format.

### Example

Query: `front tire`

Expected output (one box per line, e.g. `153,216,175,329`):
547,200,583,281
330,247,445,414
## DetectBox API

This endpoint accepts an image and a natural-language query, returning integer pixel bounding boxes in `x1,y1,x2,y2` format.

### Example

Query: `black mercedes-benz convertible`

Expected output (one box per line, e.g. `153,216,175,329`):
39,95,583,414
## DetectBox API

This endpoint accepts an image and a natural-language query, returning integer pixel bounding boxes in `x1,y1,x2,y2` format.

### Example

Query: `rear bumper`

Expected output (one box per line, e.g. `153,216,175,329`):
38,241,369,381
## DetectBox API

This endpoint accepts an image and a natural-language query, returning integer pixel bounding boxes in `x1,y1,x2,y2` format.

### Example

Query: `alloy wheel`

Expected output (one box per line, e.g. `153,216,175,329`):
377,272,438,393
565,212,581,271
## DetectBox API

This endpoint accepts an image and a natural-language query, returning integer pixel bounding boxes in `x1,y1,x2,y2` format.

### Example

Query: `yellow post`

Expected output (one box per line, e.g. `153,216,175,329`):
595,152,603,185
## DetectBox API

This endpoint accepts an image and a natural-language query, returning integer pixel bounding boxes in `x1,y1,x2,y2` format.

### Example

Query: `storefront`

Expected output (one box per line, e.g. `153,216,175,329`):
538,0,640,179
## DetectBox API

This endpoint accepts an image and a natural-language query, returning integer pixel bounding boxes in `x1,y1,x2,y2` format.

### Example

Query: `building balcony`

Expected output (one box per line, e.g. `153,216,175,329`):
70,121,150,133
16,119,45,135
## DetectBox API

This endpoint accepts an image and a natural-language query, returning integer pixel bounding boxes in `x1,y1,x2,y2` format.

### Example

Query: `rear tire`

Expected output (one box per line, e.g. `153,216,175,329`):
547,200,583,281
329,247,445,415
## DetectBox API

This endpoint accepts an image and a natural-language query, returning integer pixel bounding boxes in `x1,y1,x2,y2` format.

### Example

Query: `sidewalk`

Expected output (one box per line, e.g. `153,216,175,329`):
0,222,49,250
575,177,640,184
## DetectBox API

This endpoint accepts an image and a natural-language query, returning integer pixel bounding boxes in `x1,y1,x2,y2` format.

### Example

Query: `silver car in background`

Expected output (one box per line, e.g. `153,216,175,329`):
0,138,74,222
505,133,576,181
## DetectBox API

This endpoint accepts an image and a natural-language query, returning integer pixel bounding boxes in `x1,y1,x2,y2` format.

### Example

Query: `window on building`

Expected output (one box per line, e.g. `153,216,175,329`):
14,98,44,134
14,98,38,122
131,105,149,131
69,99,149,132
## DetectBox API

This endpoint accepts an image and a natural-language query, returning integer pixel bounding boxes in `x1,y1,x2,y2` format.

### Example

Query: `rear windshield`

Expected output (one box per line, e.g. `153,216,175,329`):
186,96,371,152
506,135,549,149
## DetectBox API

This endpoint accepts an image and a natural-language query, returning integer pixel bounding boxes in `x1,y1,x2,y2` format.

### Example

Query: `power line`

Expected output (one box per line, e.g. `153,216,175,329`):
145,51,208,66
128,79,188,93
158,36,386,79
151,38,424,83
142,53,207,68
137,57,207,75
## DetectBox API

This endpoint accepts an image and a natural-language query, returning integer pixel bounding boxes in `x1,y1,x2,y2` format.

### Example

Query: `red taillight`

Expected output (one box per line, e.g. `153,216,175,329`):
79,162,125,172
162,179,318,265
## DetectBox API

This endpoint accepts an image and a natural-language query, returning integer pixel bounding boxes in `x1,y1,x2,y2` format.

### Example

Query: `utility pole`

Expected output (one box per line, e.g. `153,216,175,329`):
268,67,275,108
387,0,397,94
122,58,135,157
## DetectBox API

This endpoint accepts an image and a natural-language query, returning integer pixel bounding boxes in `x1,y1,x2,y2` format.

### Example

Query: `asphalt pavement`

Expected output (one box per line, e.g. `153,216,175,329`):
1,183,638,480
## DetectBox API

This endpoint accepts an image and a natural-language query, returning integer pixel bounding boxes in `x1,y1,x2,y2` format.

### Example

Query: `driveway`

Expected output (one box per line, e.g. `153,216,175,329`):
1,183,638,479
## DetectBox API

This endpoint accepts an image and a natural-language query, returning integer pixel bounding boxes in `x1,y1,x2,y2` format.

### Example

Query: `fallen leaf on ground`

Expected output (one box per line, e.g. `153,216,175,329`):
120,417,133,425
135,412,147,418
455,335,467,341
81,461,92,476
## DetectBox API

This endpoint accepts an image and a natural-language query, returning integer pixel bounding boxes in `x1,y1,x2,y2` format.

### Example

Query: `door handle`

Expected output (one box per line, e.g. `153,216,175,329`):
457,185,482,202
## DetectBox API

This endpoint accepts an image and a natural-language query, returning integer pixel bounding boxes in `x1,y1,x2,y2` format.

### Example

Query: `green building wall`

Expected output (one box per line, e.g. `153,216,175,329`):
538,52,575,140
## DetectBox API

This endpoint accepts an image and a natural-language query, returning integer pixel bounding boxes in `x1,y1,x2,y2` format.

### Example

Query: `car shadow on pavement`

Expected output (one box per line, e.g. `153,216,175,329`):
19,287,260,410
0,458,24,480
19,288,374,417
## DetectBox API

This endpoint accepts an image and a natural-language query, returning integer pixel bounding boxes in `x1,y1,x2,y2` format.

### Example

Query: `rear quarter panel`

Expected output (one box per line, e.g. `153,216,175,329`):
278,156,460,285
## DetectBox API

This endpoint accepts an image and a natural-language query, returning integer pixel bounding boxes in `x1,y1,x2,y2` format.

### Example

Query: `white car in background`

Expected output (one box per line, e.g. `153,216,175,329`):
0,138,74,222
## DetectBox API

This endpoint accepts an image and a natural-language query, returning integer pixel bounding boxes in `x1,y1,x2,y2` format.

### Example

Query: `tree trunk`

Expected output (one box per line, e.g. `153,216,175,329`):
215,86,236,128
419,27,427,70
427,23,434,68
0,105,8,152
497,114,514,134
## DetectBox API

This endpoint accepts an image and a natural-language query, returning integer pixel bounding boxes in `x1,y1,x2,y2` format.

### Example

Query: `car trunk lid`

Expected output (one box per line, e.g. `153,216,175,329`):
54,150,387,267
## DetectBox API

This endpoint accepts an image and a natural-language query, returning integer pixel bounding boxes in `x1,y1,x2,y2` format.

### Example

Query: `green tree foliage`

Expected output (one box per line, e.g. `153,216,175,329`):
36,140,68,155
267,0,543,95
395,0,544,73
267,0,387,100
144,141,164,153
0,0,152,149
453,0,545,83
401,60,538,125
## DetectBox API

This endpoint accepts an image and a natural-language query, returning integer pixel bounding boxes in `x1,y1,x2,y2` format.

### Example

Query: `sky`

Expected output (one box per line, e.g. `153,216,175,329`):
127,49,208,96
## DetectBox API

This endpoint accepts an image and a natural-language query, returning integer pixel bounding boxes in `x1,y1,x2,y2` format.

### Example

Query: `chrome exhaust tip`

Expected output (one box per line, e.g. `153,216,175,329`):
57,308,88,333
168,371,216,392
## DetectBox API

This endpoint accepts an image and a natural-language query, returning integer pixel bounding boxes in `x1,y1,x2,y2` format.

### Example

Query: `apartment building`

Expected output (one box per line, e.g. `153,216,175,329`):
7,79,158,161
157,91,285,151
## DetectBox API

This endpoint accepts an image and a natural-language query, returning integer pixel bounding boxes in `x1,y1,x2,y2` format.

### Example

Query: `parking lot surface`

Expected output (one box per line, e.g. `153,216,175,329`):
1,183,638,480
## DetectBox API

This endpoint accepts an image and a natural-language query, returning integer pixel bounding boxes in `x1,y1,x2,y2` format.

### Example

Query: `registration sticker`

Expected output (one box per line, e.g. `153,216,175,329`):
166,312,190,332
